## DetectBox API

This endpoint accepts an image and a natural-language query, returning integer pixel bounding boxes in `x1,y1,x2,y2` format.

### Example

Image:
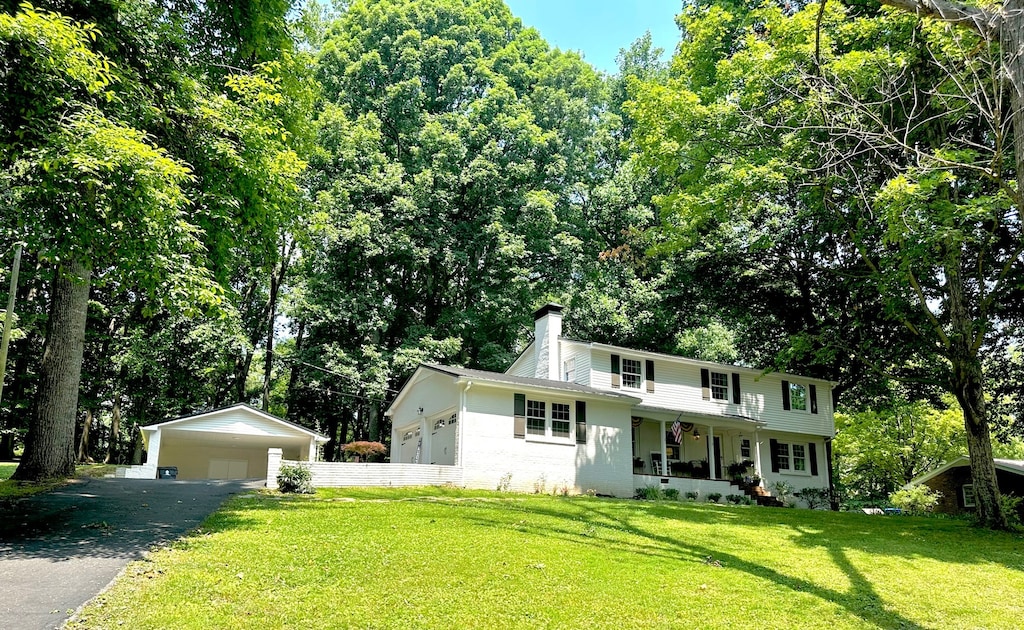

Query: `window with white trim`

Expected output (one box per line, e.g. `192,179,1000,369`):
775,441,811,475
775,442,790,470
789,382,808,411
740,438,751,459
563,358,575,382
963,484,976,508
792,444,807,472
551,403,570,438
526,400,546,436
523,398,575,441
622,358,642,389
711,371,729,401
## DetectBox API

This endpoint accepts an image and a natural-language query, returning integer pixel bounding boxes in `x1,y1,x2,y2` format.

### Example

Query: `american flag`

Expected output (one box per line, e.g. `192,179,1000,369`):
671,419,683,443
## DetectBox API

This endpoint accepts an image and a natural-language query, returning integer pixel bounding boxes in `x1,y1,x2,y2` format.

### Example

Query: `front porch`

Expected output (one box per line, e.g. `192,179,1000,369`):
630,408,765,489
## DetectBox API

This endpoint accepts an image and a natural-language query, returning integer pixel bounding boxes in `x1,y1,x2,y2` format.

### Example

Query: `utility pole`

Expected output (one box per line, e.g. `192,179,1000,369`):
0,243,24,406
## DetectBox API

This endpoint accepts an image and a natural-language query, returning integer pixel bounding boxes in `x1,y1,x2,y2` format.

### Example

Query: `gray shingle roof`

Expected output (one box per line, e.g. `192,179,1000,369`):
421,364,641,402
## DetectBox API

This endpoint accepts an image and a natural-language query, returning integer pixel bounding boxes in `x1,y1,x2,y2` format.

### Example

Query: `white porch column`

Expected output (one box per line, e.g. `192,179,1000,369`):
707,425,715,478
146,428,162,473
659,419,667,476
266,447,283,489
753,429,763,483
307,438,318,462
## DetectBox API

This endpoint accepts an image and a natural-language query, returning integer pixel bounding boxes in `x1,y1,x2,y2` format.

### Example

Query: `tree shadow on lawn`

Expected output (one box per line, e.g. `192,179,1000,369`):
455,498,1023,630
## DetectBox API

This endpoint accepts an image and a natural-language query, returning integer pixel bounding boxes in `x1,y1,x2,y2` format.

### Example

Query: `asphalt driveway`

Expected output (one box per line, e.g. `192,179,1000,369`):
0,477,258,630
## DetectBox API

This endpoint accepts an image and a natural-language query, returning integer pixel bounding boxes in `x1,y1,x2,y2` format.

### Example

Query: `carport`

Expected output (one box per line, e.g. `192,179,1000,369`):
119,404,328,480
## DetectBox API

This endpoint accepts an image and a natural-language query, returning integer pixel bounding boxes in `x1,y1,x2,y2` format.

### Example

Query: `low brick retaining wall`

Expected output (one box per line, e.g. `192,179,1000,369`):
266,448,464,489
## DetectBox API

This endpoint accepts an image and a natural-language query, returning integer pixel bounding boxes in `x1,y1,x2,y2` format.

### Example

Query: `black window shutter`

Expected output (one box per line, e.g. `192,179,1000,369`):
513,393,526,439
770,438,780,473
781,380,791,410
732,373,741,404
810,384,818,414
646,360,655,393
809,442,818,476
700,368,711,400
611,354,621,389
575,401,587,444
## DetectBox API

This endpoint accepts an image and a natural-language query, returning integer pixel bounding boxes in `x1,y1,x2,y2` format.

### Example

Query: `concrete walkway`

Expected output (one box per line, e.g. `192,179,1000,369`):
0,477,257,630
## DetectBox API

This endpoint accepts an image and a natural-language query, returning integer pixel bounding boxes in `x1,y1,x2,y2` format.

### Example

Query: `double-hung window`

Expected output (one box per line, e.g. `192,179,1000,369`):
710,371,729,401
563,358,575,382
526,400,546,436
792,444,807,472
622,359,642,389
551,403,570,438
789,383,808,411
775,442,791,471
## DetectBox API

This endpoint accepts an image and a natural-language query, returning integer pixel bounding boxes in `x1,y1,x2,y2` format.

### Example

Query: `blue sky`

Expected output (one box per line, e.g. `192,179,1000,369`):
504,0,683,74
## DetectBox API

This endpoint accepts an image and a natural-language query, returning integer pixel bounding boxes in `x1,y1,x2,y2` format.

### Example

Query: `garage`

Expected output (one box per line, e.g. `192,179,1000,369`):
118,404,328,481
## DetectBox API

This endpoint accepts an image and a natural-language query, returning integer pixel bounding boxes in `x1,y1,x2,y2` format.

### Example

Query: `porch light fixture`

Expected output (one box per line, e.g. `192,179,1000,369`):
418,407,424,415
692,428,700,440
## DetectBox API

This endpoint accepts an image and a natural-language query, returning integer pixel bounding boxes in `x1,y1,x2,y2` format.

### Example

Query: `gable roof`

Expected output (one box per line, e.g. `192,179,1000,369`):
142,403,329,441
908,456,1024,487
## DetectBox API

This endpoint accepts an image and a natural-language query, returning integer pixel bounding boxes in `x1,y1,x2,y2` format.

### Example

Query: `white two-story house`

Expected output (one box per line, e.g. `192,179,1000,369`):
386,304,835,501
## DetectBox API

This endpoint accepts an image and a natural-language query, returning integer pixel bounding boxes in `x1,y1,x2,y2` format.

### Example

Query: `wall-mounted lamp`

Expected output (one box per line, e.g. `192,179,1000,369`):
418,407,424,415
692,428,701,440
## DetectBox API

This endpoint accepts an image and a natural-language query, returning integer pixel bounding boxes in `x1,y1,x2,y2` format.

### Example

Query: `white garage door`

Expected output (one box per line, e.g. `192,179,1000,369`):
208,458,249,480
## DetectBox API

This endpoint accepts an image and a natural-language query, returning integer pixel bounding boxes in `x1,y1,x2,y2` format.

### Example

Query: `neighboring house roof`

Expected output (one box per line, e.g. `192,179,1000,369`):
141,402,329,442
907,456,1024,487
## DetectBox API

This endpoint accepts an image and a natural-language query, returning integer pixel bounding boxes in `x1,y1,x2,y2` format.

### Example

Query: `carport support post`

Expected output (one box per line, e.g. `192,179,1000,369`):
267,447,283,489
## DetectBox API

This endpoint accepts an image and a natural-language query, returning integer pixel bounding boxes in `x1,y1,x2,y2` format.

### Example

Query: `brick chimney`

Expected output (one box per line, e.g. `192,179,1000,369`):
533,303,563,381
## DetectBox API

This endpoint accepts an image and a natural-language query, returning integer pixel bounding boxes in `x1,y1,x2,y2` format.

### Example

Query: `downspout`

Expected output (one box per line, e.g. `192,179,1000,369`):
458,381,472,468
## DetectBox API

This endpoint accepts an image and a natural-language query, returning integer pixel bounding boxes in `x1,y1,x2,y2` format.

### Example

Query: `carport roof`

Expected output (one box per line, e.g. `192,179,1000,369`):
141,403,329,442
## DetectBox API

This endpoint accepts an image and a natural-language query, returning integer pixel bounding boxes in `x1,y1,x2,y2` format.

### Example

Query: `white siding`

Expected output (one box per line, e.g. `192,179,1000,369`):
755,432,831,496
505,343,537,377
458,385,634,497
167,408,310,438
587,348,835,438
389,370,462,464
560,342,592,385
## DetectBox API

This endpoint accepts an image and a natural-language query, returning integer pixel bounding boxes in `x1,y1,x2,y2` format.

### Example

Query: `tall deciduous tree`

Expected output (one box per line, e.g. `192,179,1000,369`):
629,1,1021,527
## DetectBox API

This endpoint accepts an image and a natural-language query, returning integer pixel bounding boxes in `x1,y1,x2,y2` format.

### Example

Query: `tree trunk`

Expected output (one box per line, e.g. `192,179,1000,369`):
103,394,121,464
953,357,1007,529
947,256,1008,529
1003,0,1024,189
77,408,93,463
13,260,92,481
262,273,280,411
323,414,339,462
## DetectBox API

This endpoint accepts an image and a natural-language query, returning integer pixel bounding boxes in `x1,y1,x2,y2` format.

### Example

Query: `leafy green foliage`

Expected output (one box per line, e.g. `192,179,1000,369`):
889,485,941,515
276,462,313,494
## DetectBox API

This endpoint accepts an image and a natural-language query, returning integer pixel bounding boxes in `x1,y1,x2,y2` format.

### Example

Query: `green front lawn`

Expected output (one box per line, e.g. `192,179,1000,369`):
0,462,15,481
70,489,1024,629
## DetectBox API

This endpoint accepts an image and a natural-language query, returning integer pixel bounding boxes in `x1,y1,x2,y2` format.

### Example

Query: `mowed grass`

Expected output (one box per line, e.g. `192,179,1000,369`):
0,462,15,480
71,488,1024,629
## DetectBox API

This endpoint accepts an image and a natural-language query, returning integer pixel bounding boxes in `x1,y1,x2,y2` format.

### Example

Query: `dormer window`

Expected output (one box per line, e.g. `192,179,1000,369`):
563,358,575,382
